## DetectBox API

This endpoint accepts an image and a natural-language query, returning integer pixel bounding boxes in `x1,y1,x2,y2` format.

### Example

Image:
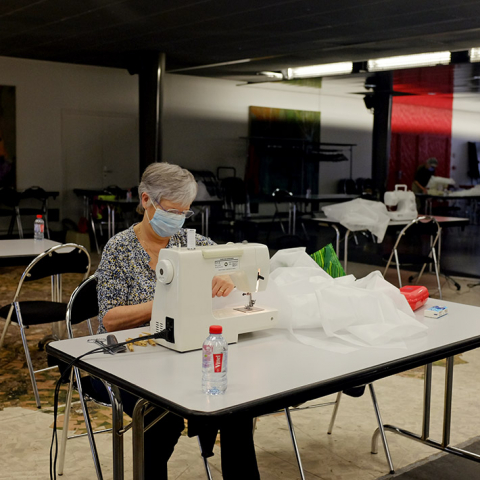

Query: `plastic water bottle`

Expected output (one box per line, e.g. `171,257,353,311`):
202,325,228,395
34,215,44,240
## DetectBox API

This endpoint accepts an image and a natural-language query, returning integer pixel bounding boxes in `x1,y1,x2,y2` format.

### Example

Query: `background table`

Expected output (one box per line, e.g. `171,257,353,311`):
0,239,61,266
307,215,470,273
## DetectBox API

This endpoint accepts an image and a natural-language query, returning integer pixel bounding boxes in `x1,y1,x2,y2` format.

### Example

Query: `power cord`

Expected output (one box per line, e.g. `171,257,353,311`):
49,330,168,480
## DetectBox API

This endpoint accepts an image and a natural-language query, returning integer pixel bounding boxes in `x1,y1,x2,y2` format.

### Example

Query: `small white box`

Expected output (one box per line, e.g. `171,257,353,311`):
424,306,448,318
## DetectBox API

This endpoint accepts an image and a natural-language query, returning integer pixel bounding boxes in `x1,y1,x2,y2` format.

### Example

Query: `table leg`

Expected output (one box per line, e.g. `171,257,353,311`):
371,358,480,472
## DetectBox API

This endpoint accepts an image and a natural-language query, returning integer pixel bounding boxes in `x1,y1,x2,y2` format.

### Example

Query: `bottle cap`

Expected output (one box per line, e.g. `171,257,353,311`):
209,325,222,334
36,214,42,219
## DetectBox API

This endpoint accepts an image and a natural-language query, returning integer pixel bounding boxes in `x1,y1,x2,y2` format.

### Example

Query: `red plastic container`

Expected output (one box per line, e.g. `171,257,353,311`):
400,285,429,311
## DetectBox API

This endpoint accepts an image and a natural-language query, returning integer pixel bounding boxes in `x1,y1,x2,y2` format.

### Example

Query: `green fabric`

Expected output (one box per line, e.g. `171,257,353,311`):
310,244,345,278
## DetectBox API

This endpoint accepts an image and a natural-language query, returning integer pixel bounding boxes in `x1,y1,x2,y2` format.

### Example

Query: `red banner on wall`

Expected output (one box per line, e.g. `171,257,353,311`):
388,66,454,190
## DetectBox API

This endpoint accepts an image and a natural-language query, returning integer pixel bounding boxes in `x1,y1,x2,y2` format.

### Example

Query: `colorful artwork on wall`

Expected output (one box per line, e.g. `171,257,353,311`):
0,85,16,188
246,106,321,196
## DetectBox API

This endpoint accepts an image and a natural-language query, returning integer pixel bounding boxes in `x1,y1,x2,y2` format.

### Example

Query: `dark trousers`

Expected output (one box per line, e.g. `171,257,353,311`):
91,377,260,479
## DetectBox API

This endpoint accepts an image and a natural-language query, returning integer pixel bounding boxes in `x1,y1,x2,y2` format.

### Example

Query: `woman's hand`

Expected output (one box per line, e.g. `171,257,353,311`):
212,275,235,298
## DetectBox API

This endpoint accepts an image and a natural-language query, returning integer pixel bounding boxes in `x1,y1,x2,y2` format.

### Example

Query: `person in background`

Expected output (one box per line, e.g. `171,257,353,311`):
412,157,438,194
94,162,260,480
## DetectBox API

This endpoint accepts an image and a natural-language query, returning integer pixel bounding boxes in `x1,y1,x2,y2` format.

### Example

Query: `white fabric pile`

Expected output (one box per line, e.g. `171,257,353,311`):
322,199,391,242
214,247,428,353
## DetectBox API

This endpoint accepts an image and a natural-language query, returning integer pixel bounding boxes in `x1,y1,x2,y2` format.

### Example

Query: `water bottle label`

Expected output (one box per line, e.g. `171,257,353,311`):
213,353,223,372
202,345,212,369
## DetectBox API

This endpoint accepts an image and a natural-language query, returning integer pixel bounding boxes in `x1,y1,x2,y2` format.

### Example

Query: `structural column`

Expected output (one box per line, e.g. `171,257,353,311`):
137,52,166,175
369,71,393,196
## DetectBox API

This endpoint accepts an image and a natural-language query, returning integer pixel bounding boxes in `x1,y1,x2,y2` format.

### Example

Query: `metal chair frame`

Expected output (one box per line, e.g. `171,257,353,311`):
383,216,443,298
0,243,90,408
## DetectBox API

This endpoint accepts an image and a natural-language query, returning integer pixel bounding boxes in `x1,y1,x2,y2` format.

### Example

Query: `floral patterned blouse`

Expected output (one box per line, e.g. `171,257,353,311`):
95,225,215,333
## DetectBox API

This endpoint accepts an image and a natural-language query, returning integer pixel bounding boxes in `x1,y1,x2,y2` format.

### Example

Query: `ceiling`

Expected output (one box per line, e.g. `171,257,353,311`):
2,0,480,82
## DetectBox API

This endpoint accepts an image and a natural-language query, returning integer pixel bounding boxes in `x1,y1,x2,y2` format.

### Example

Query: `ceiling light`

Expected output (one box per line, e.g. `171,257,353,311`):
257,71,284,79
367,52,451,72
469,48,480,63
286,62,353,79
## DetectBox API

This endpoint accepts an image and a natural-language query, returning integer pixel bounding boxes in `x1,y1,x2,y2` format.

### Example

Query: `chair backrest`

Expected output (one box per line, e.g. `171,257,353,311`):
18,186,48,215
392,216,442,253
272,188,293,212
13,243,91,302
66,275,98,338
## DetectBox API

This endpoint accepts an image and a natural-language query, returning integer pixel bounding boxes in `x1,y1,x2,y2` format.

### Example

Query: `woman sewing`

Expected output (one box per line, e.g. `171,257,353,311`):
94,162,260,479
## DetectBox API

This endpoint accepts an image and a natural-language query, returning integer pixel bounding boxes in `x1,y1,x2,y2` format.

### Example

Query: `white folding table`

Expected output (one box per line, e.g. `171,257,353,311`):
0,238,61,259
47,298,480,479
307,215,470,273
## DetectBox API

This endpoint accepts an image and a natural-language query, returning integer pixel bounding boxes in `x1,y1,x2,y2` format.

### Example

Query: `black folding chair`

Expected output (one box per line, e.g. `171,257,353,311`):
0,243,91,408
18,186,51,238
57,275,120,480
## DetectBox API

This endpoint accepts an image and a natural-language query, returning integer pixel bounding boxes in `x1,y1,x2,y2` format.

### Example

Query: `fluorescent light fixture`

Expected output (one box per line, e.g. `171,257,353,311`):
367,51,451,72
257,71,284,79
286,62,353,79
469,48,480,63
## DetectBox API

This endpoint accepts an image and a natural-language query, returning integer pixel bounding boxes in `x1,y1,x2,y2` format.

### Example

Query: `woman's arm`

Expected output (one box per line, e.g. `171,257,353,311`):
102,301,153,332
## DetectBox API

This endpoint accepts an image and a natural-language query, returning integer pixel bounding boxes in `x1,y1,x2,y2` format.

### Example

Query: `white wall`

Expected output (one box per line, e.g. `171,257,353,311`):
0,56,374,235
163,73,374,193
0,55,138,231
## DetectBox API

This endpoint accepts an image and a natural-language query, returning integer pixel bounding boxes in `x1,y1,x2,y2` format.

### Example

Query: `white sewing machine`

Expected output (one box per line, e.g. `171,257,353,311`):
384,184,418,220
426,175,456,195
150,242,278,352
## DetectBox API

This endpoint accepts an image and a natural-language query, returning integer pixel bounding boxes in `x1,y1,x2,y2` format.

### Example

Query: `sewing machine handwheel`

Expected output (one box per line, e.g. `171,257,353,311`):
157,259,174,284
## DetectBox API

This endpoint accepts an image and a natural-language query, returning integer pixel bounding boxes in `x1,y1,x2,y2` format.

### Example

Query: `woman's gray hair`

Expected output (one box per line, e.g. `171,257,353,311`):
137,162,198,214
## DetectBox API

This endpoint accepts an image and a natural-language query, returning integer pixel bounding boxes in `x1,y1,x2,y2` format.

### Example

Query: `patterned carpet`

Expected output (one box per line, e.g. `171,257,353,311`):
0,261,120,434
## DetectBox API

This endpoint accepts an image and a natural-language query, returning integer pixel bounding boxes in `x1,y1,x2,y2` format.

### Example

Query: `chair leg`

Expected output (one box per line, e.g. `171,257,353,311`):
105,382,124,480
284,407,306,480
394,249,402,288
15,305,41,408
431,248,443,300
197,437,214,480
58,369,75,475
90,214,101,255
327,391,343,434
75,368,104,480
15,207,24,238
0,305,14,350
45,214,50,239
368,384,395,473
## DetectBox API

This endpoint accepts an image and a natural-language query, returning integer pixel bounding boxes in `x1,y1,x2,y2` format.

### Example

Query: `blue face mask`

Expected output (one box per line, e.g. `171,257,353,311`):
146,200,185,237
428,166,436,172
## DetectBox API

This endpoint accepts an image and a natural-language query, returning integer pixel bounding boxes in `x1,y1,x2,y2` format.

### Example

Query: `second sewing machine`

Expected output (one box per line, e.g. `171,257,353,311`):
150,241,278,352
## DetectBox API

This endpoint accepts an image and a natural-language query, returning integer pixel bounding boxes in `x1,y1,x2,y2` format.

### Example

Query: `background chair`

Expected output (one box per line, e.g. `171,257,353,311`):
17,186,51,238
0,186,23,237
383,216,442,298
0,243,91,408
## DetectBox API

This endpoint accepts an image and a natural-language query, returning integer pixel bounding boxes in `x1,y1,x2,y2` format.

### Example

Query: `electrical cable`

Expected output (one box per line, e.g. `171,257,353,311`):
49,330,168,480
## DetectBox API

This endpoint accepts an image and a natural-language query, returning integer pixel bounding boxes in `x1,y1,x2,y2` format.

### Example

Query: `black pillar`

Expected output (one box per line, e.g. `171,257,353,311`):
369,71,393,197
137,52,166,175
